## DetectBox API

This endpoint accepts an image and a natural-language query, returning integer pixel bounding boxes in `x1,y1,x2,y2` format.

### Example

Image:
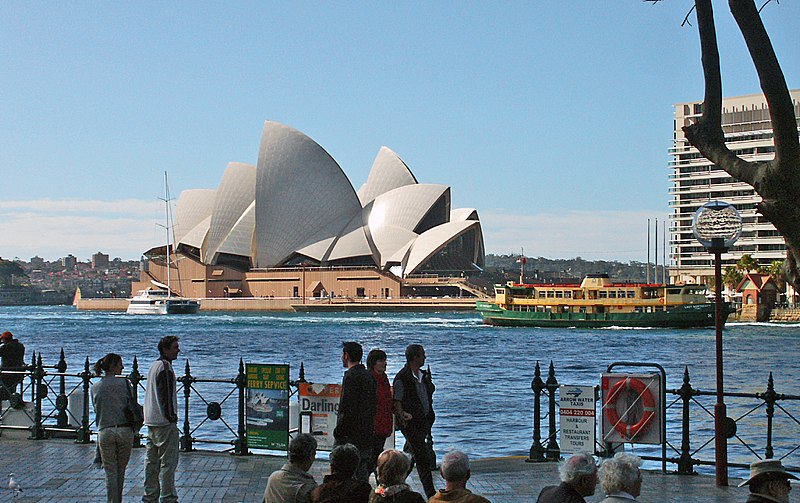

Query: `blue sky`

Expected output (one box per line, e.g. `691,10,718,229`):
1,2,798,261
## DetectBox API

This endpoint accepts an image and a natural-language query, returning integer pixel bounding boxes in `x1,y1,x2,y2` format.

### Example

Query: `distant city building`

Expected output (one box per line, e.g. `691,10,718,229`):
92,252,109,270
669,89,800,286
61,254,78,271
29,256,45,268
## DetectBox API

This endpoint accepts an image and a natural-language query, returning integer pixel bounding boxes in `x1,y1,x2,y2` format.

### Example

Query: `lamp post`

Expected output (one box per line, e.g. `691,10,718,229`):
692,201,742,487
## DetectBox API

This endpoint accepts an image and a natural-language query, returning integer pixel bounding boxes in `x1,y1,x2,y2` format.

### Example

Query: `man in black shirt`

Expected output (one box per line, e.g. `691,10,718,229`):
393,344,437,498
0,331,26,401
334,341,376,483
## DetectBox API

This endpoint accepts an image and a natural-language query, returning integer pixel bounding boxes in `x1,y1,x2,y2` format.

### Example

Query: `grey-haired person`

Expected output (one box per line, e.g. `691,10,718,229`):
265,433,318,503
429,450,490,502
598,453,642,502
536,452,598,503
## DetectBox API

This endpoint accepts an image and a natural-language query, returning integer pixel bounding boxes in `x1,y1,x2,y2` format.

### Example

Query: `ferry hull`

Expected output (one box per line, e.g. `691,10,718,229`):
476,301,726,328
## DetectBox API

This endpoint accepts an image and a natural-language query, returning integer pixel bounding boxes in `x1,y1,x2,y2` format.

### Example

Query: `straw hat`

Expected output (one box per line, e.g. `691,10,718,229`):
738,459,798,487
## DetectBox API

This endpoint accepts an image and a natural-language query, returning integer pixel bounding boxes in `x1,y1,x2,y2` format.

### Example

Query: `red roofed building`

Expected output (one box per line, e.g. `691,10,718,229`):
736,273,779,322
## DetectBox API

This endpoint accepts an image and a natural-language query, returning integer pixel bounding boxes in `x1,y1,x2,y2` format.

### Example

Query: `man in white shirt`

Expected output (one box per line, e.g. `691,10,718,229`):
143,336,180,503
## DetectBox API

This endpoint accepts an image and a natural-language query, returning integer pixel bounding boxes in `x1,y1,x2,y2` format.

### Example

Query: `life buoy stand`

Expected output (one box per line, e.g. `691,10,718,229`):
604,377,656,439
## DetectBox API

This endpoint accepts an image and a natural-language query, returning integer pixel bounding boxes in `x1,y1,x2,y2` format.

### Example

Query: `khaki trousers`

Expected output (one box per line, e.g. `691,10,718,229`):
143,423,179,503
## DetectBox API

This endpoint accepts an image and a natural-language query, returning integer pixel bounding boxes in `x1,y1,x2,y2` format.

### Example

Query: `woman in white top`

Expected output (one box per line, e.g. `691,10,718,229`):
91,353,135,503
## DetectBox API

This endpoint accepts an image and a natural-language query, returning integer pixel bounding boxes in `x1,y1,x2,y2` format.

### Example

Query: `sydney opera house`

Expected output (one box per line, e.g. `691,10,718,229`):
133,121,486,305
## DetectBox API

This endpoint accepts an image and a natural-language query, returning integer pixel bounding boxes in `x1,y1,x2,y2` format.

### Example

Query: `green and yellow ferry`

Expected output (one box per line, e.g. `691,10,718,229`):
476,274,726,328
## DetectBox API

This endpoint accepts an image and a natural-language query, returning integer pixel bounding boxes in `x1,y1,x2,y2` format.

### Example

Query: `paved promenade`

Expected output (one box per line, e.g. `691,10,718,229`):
0,439,754,502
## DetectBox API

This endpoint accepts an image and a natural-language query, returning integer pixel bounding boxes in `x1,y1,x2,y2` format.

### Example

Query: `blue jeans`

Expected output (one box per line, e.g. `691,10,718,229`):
143,424,179,503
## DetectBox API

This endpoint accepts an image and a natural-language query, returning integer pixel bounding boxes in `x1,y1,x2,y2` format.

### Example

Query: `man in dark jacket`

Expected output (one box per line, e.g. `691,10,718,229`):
310,443,370,502
0,331,25,401
392,344,437,498
536,452,598,503
334,341,376,483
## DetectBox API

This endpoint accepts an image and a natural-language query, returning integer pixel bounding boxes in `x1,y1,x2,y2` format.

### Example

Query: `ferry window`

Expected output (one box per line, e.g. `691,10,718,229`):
563,306,570,312
579,307,587,313
565,291,572,298
539,291,546,298
536,306,545,312
599,291,608,298
547,291,555,298
556,291,563,298
627,291,635,298
545,307,552,313
609,291,617,299
635,307,643,313
495,287,504,295
618,291,625,298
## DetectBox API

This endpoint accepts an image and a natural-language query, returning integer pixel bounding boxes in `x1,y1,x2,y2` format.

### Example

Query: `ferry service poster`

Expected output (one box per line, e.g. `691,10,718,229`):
246,364,290,450
298,382,342,451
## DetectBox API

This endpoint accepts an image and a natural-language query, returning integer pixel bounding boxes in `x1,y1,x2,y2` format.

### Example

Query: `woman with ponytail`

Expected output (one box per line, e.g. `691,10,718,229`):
91,353,134,503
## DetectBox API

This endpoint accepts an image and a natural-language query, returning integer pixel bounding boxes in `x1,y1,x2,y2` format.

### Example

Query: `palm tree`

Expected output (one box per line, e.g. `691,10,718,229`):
736,254,759,274
723,266,743,291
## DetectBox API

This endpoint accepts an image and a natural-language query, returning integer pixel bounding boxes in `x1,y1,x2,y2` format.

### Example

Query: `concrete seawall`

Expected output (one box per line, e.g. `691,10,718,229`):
769,307,800,322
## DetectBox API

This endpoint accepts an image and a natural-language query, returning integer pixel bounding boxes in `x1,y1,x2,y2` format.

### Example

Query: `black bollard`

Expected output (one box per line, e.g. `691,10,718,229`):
545,361,560,460
31,354,46,440
76,357,91,444
528,361,546,462
762,372,779,460
56,348,68,428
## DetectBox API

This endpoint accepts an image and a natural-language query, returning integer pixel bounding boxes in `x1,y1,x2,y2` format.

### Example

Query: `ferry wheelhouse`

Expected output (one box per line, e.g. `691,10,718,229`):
476,274,726,328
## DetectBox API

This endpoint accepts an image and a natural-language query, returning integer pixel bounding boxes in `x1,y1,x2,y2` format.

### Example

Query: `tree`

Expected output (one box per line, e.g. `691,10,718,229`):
677,0,800,292
767,259,786,289
736,254,759,273
723,265,743,290
0,258,28,287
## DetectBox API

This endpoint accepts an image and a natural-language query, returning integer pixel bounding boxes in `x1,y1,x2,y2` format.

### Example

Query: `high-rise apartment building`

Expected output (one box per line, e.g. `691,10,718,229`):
669,89,800,286
92,252,109,270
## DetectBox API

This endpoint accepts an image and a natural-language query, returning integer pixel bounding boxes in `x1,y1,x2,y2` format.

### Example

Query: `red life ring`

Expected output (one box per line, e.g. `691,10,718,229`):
604,377,656,440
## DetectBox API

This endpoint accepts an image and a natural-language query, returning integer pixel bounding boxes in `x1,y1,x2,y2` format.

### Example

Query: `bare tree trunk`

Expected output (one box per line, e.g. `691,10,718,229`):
683,0,800,290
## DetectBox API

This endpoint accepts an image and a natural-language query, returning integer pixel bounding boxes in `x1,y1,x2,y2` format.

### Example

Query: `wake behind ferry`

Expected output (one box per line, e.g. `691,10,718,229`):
476,274,727,328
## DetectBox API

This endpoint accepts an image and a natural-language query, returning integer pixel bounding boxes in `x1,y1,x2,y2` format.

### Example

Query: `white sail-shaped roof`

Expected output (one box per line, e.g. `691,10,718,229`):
451,208,480,221
402,220,482,276
174,189,216,247
367,184,450,235
180,216,212,251
254,121,363,268
357,147,418,205
205,162,256,264
211,201,255,260
324,209,378,262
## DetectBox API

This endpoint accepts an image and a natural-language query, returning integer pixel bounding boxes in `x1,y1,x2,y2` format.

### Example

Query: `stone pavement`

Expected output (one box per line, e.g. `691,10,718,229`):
0,439,756,502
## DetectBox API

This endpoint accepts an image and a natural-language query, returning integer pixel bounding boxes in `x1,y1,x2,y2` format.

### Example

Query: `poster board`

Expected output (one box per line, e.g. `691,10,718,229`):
559,385,596,454
298,382,341,451
246,363,290,450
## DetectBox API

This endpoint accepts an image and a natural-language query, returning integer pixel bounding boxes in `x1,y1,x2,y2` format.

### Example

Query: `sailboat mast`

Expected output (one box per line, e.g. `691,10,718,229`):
165,171,171,298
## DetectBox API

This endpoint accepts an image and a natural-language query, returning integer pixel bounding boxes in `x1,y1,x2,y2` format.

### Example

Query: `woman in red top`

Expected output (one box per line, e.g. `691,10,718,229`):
367,349,393,477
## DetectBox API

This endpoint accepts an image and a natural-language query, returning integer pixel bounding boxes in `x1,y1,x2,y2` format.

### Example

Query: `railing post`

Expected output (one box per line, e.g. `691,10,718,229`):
677,366,695,474
76,357,92,444
233,358,250,456
762,372,778,460
56,348,68,428
545,361,560,460
31,354,46,440
129,356,143,448
29,351,37,403
298,361,306,383
180,360,194,452
528,361,546,462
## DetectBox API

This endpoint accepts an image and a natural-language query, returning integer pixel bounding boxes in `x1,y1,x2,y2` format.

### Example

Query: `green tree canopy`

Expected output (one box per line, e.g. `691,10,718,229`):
0,258,28,287
723,265,744,290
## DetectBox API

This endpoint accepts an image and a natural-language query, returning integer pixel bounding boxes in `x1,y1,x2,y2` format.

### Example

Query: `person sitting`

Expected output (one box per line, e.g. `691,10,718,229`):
598,453,642,502
738,459,796,503
370,449,426,503
264,433,318,503
310,443,371,503
536,452,598,503
429,450,489,502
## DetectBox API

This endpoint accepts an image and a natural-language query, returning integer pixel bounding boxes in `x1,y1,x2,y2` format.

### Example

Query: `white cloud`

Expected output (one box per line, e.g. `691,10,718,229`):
482,209,671,262
0,199,163,261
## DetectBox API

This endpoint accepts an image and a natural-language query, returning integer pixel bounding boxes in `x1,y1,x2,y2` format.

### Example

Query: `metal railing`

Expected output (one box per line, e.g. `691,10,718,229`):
527,360,800,473
0,350,311,456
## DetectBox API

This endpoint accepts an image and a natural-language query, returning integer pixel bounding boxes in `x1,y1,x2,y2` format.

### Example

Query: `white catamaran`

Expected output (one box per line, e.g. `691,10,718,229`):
127,173,200,315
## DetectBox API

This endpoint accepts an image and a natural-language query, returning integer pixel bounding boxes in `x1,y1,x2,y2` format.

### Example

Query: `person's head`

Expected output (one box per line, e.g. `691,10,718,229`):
440,450,471,487
1,331,13,342
366,349,387,373
599,453,642,498
288,433,317,471
376,449,411,486
329,443,360,478
93,353,123,377
341,342,363,367
559,452,598,497
739,459,796,503
405,344,426,369
158,336,180,361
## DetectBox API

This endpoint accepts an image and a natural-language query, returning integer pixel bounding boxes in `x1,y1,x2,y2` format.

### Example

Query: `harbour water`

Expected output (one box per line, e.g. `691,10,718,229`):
2,306,799,476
